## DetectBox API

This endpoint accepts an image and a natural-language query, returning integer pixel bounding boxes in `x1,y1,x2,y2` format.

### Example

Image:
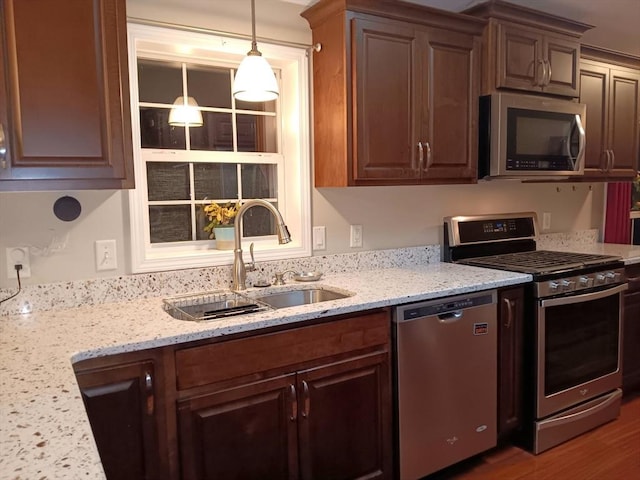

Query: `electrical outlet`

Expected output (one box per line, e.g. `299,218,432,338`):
313,226,326,250
542,212,551,231
95,240,117,271
350,225,363,248
6,247,31,279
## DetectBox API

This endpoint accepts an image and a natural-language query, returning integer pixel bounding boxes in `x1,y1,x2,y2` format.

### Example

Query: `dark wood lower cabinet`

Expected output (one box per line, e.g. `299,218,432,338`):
177,374,298,479
177,338,391,479
298,352,390,480
497,286,525,440
76,310,392,479
623,265,640,395
75,359,159,480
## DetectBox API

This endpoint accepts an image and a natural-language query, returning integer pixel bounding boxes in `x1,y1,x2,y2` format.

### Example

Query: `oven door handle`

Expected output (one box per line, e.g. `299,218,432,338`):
540,283,628,308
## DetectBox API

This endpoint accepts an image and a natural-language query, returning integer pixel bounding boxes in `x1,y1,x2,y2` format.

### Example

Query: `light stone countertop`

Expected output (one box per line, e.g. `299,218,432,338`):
555,242,640,265
0,262,530,479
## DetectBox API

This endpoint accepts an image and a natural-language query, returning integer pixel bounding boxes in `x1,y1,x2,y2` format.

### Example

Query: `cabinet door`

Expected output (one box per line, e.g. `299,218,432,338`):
623,266,640,394
177,374,298,480
496,23,544,92
76,360,158,480
607,68,640,177
352,17,421,183
0,0,134,190
544,36,580,97
298,352,392,480
420,27,479,182
580,61,610,174
497,287,524,439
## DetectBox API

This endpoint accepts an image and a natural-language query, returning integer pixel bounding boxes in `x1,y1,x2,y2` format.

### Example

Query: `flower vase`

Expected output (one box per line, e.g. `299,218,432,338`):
213,225,235,250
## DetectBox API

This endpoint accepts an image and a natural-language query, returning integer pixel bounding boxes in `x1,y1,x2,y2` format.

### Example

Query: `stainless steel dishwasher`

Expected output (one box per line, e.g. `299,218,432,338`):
393,290,498,480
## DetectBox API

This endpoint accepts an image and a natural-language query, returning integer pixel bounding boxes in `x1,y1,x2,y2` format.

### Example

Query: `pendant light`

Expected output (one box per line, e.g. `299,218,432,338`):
232,0,279,102
168,96,203,127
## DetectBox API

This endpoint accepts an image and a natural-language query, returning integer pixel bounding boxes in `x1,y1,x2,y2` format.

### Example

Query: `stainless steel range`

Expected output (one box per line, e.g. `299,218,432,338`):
443,212,628,454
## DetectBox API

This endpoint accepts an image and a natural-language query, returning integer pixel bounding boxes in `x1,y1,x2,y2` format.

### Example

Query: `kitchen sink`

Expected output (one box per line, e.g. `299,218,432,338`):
164,286,354,321
253,287,352,309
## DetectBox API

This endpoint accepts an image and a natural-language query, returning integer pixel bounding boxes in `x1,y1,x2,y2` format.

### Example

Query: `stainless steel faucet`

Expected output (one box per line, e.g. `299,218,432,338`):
232,199,291,290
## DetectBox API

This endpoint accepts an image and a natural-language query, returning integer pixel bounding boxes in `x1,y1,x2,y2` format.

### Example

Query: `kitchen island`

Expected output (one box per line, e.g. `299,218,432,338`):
0,262,530,479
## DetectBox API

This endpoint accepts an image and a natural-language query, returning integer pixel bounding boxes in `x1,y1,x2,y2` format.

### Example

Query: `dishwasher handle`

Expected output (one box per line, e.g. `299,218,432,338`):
438,311,463,322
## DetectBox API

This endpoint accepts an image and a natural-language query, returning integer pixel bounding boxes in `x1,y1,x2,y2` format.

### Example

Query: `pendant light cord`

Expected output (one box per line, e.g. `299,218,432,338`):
250,0,258,53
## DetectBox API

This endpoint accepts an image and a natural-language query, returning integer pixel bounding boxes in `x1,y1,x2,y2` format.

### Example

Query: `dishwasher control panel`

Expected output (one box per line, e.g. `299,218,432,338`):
396,291,496,321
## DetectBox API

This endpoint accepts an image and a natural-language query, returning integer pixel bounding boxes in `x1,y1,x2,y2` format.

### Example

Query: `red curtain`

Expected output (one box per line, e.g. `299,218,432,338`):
604,182,632,244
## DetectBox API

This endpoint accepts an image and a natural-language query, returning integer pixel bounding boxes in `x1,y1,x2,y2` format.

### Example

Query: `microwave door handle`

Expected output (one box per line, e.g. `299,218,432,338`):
572,114,586,172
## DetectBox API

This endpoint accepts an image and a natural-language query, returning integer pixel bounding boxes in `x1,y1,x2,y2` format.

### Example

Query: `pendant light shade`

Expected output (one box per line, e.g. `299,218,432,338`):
232,0,279,103
168,96,203,127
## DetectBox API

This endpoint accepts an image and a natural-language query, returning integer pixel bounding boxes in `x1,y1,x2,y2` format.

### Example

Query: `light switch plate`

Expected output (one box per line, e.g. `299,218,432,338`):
350,225,363,248
542,212,551,230
313,226,326,250
95,240,117,271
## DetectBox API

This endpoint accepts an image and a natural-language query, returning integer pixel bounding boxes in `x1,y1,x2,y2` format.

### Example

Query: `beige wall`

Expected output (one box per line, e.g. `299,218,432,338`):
0,0,607,288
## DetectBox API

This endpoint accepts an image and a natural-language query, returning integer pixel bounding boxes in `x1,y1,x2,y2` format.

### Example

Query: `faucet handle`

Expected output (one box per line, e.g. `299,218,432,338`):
246,242,256,272
273,270,296,285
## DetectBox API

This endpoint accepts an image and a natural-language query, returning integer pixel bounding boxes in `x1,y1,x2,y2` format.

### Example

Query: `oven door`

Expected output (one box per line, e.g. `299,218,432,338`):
536,283,627,419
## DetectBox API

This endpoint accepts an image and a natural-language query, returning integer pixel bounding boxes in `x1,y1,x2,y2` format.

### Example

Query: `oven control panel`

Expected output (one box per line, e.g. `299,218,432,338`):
536,268,625,298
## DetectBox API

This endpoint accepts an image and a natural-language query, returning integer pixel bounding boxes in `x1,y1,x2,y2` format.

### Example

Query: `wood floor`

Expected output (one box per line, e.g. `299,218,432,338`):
425,393,640,480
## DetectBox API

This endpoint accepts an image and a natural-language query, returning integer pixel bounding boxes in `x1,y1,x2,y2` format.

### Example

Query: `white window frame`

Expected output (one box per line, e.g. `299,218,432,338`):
127,23,311,273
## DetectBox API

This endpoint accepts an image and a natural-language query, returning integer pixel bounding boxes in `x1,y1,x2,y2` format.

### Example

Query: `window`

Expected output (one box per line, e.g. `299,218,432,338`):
127,24,311,273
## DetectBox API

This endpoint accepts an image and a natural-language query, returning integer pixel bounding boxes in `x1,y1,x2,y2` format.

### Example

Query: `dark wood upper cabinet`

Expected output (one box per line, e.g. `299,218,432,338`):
0,0,134,191
464,0,591,98
302,0,483,187
580,46,640,180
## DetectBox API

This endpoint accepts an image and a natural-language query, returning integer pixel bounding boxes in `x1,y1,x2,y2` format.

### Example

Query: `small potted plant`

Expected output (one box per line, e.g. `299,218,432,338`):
203,201,239,250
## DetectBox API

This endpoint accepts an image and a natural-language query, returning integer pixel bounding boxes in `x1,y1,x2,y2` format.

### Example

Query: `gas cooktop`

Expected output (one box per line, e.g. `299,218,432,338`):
458,250,623,275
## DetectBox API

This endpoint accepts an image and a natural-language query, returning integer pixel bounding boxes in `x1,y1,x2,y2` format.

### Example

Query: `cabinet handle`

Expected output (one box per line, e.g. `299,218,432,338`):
144,372,154,416
600,150,611,172
424,141,432,171
0,124,6,168
544,59,552,86
503,298,514,329
301,380,310,418
417,141,424,171
534,58,544,86
609,150,615,170
289,384,297,421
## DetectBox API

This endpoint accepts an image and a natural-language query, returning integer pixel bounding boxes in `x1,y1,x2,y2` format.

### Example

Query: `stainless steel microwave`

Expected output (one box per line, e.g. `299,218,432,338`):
479,92,586,179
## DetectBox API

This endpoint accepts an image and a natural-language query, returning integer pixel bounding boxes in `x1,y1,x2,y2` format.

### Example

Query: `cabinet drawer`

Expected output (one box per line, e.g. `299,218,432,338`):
175,310,389,390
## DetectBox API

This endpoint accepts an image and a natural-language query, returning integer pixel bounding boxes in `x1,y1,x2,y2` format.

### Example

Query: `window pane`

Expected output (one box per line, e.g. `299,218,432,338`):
242,164,277,198
149,206,191,243
237,114,278,153
195,205,213,241
194,163,238,200
187,65,232,109
242,202,277,237
147,162,190,201
140,108,186,149
190,112,234,151
138,59,182,104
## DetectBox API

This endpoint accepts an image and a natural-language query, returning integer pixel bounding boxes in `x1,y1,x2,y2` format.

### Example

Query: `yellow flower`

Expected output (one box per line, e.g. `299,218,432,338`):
203,201,239,236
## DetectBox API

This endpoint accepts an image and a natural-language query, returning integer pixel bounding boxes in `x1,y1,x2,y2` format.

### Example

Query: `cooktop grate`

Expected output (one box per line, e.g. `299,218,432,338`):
460,250,622,274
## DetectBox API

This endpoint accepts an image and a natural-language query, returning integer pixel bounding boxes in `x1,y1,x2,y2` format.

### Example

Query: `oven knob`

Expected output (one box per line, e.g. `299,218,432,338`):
549,281,560,292
605,272,618,283
595,273,606,285
579,276,594,288
561,279,575,291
